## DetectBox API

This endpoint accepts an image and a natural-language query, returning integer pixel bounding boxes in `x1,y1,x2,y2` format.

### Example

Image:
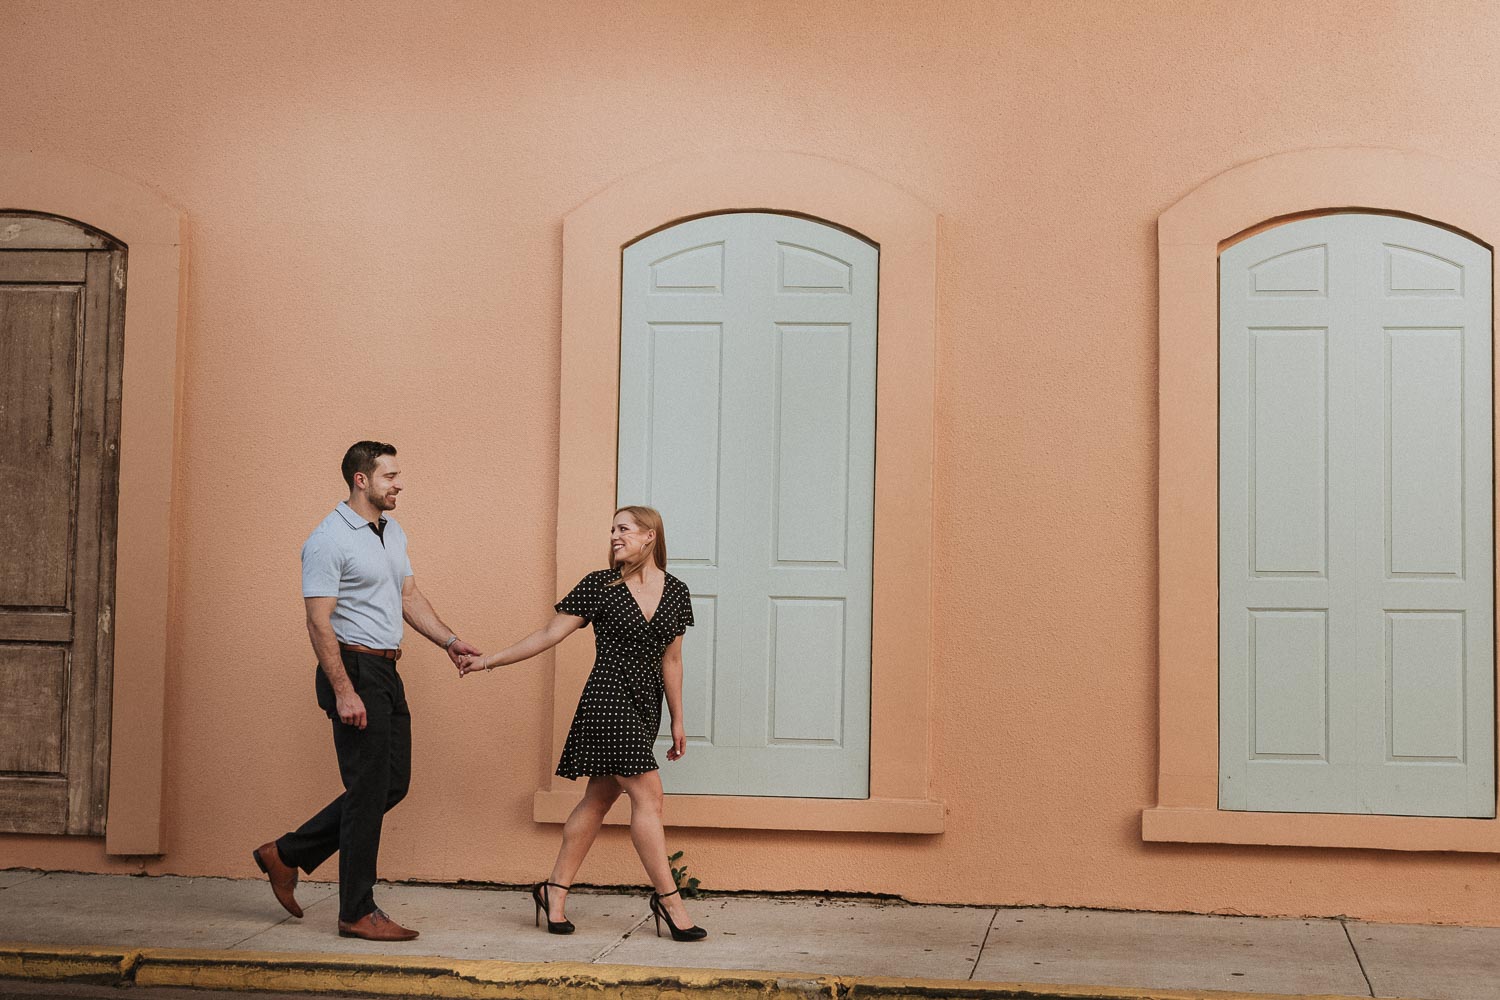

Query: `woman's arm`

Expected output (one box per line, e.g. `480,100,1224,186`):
461,613,585,674
662,634,687,760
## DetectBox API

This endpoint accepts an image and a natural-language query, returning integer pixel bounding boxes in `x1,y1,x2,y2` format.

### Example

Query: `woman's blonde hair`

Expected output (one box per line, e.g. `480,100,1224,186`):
609,505,667,584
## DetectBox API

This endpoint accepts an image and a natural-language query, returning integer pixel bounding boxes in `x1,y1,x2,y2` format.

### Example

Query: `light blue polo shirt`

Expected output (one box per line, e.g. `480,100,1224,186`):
301,501,413,649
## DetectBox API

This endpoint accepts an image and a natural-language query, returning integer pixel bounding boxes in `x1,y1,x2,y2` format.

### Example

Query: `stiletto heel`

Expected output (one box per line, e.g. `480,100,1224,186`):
649,887,707,942
531,881,575,934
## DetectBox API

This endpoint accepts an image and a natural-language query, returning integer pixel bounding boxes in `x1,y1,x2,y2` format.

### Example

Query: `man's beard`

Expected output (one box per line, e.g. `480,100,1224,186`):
369,490,397,511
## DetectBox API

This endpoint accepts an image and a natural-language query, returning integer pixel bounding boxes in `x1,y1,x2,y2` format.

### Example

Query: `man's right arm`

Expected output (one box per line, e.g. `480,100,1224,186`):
305,596,365,729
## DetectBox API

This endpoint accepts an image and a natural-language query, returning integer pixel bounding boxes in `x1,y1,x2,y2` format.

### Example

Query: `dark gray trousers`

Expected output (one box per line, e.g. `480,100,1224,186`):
276,650,411,923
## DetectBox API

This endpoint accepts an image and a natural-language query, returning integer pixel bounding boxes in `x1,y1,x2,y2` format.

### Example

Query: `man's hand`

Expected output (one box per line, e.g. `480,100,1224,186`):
336,689,368,730
446,638,481,669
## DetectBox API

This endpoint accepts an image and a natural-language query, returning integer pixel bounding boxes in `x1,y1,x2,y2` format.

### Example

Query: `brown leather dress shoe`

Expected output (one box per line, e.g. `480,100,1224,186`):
338,908,419,941
252,842,303,919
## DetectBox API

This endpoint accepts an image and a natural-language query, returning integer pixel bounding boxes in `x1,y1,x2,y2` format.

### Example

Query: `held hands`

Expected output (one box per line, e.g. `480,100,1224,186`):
666,720,687,761
445,638,482,669
456,652,492,677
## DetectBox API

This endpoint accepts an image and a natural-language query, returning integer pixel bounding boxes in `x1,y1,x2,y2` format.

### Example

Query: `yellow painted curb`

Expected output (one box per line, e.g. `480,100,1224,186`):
0,943,1427,1000
0,944,138,983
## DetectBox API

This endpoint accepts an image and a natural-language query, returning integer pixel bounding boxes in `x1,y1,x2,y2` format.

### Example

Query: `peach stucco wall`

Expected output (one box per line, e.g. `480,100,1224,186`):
6,0,1500,924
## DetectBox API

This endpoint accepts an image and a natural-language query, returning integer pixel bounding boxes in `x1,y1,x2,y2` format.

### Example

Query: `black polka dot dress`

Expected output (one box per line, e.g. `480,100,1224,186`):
554,568,694,779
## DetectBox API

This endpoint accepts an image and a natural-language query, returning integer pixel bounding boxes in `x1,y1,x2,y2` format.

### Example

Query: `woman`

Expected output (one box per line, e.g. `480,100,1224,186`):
459,506,706,941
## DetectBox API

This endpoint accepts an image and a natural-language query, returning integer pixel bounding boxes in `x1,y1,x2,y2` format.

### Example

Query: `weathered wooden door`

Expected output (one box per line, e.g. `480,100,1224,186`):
1219,213,1494,817
0,213,124,834
619,212,877,798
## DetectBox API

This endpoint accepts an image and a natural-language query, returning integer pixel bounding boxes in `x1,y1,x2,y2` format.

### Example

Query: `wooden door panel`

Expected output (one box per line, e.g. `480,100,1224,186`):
0,779,68,834
0,612,72,642
0,645,68,773
0,251,87,283
0,216,108,251
0,282,83,608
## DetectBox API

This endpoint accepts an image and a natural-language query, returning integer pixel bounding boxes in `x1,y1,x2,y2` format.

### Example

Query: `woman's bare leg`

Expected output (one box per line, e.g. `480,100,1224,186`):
617,770,694,928
544,775,621,921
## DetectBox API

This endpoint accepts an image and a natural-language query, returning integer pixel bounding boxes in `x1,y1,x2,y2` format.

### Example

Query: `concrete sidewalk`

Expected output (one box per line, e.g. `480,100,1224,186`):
0,870,1495,1000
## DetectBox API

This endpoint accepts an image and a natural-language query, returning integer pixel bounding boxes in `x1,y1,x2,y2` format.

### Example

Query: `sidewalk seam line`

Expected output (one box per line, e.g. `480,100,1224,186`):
1341,918,1375,998
226,913,298,950
591,913,652,964
969,907,1000,981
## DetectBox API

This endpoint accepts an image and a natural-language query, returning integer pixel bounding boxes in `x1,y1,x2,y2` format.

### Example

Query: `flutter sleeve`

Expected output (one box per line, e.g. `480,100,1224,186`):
555,571,606,625
672,583,695,638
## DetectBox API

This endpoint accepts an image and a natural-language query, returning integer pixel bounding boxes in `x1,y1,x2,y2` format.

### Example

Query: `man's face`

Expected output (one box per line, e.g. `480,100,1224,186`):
358,455,402,512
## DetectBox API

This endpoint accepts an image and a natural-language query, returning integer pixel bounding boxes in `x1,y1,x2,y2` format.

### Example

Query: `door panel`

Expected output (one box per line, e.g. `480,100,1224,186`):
0,646,69,773
619,212,876,798
1220,214,1494,817
0,280,83,606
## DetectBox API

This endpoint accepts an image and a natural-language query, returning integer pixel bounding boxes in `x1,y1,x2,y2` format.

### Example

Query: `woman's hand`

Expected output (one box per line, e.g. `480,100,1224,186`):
666,721,687,761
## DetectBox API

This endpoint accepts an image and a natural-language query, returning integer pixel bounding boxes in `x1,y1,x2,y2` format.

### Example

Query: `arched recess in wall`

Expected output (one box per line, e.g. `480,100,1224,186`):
0,152,185,856
535,151,943,833
1146,147,1500,852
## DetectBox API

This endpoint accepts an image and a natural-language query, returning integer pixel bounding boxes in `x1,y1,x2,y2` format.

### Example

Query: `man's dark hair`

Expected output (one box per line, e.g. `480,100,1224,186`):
341,440,397,490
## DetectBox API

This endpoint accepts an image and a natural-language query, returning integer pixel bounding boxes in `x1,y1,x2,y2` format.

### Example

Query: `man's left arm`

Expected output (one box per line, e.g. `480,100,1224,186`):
401,576,481,668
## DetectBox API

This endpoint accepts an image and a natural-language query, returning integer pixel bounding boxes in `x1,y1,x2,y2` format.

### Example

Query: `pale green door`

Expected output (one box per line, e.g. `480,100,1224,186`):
1219,213,1494,816
619,212,877,798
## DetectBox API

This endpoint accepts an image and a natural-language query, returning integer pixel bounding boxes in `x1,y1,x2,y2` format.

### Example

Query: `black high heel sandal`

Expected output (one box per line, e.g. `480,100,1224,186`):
531,881,575,934
649,887,707,941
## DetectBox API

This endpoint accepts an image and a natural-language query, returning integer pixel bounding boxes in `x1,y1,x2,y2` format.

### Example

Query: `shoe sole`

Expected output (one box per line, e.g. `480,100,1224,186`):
339,930,419,941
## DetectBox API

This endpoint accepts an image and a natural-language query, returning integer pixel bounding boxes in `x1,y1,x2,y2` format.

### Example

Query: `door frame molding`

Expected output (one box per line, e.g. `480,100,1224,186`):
536,150,943,832
0,151,185,855
1145,146,1500,851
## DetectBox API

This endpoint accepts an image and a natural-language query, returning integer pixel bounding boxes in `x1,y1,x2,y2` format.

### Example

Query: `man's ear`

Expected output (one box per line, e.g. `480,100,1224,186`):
352,472,367,491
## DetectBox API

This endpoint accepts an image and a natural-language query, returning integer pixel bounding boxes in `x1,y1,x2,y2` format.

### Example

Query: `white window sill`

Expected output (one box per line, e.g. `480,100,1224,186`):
1143,806,1500,853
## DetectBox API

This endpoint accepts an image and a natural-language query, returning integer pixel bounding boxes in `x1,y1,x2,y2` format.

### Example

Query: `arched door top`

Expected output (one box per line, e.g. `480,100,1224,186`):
623,207,880,252
0,210,124,251
1220,207,1490,255
1162,147,1500,250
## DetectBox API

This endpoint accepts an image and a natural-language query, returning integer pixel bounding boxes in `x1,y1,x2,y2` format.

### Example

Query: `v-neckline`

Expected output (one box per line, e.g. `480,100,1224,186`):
621,573,665,624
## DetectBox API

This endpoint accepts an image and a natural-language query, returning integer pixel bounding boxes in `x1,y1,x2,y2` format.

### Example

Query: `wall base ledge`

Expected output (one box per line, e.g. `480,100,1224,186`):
535,789,944,833
1143,806,1500,853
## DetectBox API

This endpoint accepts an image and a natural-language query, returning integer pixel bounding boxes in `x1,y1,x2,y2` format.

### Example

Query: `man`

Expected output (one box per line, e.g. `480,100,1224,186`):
253,441,478,941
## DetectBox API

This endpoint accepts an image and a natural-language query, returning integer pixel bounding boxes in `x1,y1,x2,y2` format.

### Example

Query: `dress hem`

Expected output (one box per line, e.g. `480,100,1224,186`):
556,765,660,780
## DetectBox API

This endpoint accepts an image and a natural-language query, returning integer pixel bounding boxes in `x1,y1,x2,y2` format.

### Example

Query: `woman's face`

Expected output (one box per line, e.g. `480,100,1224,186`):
611,512,655,565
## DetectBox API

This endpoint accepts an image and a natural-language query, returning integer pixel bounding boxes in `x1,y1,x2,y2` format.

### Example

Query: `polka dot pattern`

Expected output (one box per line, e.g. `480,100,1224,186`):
554,568,694,779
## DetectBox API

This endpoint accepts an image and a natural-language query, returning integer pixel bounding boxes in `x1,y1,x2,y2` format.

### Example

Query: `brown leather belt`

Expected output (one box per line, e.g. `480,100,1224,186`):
339,642,401,661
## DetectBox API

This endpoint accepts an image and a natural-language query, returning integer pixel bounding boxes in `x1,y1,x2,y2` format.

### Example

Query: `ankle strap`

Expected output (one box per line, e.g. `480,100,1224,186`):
545,881,571,889
657,887,680,899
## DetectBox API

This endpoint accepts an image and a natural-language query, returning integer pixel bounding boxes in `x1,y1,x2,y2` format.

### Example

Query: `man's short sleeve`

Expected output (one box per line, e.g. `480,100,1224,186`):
301,532,342,598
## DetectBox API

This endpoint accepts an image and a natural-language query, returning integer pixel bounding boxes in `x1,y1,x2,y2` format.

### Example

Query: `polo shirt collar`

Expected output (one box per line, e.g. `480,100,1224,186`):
335,501,386,530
